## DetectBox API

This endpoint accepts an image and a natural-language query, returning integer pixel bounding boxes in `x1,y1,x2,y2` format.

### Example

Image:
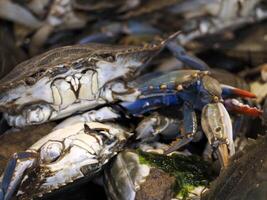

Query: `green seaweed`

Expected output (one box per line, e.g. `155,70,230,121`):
138,150,215,199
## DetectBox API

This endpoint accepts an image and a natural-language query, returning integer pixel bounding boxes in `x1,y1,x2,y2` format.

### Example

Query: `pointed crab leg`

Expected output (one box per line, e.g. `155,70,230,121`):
167,41,210,71
201,102,235,168
221,84,256,99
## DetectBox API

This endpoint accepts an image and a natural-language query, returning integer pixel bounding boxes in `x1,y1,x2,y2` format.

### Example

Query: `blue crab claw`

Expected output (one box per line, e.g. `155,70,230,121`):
224,99,263,117
221,84,256,99
201,102,235,168
0,122,132,200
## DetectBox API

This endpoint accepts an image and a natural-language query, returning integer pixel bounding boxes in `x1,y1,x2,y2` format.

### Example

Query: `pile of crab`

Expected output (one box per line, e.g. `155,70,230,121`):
0,0,266,56
0,31,263,200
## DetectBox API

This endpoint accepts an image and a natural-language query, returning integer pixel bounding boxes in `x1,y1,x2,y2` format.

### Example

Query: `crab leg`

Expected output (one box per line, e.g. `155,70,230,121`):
221,85,262,117
165,102,197,154
182,103,197,136
221,84,256,99
167,41,210,71
201,102,235,168
0,152,37,200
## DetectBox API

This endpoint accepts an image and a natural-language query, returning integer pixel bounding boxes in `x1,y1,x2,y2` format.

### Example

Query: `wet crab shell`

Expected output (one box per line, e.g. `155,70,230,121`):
0,43,164,93
0,41,168,126
104,150,151,200
16,122,133,200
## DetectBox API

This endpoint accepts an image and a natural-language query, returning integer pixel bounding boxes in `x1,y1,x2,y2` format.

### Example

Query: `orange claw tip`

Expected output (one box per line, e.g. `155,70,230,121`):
234,106,263,117
221,84,256,99
232,88,256,98
224,99,263,117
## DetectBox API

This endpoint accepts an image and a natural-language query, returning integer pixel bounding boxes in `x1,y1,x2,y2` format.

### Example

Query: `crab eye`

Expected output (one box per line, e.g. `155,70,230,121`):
106,55,115,62
40,141,63,163
25,77,36,85
202,75,222,98
101,54,115,62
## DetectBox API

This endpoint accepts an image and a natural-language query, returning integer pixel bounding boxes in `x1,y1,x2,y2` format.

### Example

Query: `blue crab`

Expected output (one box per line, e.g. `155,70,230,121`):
0,32,208,127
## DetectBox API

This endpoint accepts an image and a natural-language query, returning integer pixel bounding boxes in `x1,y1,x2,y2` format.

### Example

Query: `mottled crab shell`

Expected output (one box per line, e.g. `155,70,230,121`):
16,122,133,200
0,41,167,126
0,43,164,93
0,32,180,127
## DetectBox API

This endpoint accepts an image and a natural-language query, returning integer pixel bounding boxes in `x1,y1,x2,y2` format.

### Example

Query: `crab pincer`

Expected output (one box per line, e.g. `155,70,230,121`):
122,69,262,168
201,102,234,168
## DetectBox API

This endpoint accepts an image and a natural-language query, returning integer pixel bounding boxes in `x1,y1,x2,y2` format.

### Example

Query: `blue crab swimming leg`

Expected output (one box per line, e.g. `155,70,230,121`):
167,41,210,71
0,152,37,200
